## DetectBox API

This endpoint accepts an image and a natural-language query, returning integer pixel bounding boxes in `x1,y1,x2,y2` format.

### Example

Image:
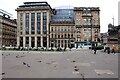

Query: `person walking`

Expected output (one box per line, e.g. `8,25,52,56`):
111,45,116,54
94,47,97,54
107,47,110,54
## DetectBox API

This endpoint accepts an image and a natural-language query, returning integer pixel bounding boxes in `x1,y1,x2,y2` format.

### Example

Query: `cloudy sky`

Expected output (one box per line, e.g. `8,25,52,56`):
0,0,120,33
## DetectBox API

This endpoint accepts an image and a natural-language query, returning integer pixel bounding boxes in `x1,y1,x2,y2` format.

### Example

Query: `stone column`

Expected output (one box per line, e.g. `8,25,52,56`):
63,40,65,48
41,36,43,47
17,36,19,47
47,12,49,48
17,13,20,47
23,36,25,48
60,40,61,48
35,12,37,35
41,12,43,48
35,12,37,48
29,12,31,36
29,37,31,48
67,40,68,48
47,36,49,48
41,12,43,34
56,40,58,48
35,36,37,48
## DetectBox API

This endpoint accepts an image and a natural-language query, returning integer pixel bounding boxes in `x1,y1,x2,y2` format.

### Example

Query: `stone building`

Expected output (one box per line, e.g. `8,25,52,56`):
74,7,100,48
108,23,120,51
16,2,54,48
100,33,108,45
0,10,17,48
50,9,75,48
16,1,100,49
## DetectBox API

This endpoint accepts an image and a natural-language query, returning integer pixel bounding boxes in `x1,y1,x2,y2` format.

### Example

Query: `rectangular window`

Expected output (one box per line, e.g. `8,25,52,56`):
31,37,35,48
76,19,80,25
58,28,60,32
20,37,23,47
84,38,87,41
52,34,53,38
20,13,23,34
26,37,29,47
61,40,63,47
37,37,41,47
68,27,70,31
65,28,67,31
58,40,60,47
25,13,29,34
83,19,87,25
31,13,35,34
84,28,87,31
58,34,60,38
43,12,47,34
37,13,41,34
20,13,23,22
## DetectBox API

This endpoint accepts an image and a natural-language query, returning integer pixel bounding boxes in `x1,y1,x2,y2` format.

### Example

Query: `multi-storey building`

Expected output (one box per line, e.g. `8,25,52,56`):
74,7,100,48
50,9,75,48
16,2,54,48
108,23,120,51
16,1,100,49
100,33,108,45
0,10,17,48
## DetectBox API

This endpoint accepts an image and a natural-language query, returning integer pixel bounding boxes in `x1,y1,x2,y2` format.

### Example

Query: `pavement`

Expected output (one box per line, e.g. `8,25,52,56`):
1,49,118,78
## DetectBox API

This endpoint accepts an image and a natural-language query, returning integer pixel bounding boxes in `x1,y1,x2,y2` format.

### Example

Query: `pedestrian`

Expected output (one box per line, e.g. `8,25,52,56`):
107,47,110,54
69,47,71,51
111,45,116,54
111,48,115,54
94,47,97,54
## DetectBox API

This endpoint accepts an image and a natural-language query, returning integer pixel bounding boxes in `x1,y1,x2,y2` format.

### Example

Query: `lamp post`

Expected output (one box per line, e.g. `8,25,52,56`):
112,17,114,27
118,29,120,51
69,38,71,51
91,19,93,50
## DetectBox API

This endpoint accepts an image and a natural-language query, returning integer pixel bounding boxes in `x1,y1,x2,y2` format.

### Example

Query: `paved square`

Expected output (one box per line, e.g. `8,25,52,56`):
1,49,118,78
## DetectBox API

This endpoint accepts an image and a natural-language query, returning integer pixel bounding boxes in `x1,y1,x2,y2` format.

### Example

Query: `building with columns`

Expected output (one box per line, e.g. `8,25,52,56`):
16,2,54,48
16,1,100,49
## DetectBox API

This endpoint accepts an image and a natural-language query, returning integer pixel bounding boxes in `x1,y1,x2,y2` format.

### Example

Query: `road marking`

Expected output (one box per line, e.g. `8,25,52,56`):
52,62,58,65
91,61,96,64
73,71,79,74
67,59,70,60
74,63,91,67
95,69,114,75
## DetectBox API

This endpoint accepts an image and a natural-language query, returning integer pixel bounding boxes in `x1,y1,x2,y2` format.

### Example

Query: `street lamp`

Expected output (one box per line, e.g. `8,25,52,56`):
91,19,93,50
